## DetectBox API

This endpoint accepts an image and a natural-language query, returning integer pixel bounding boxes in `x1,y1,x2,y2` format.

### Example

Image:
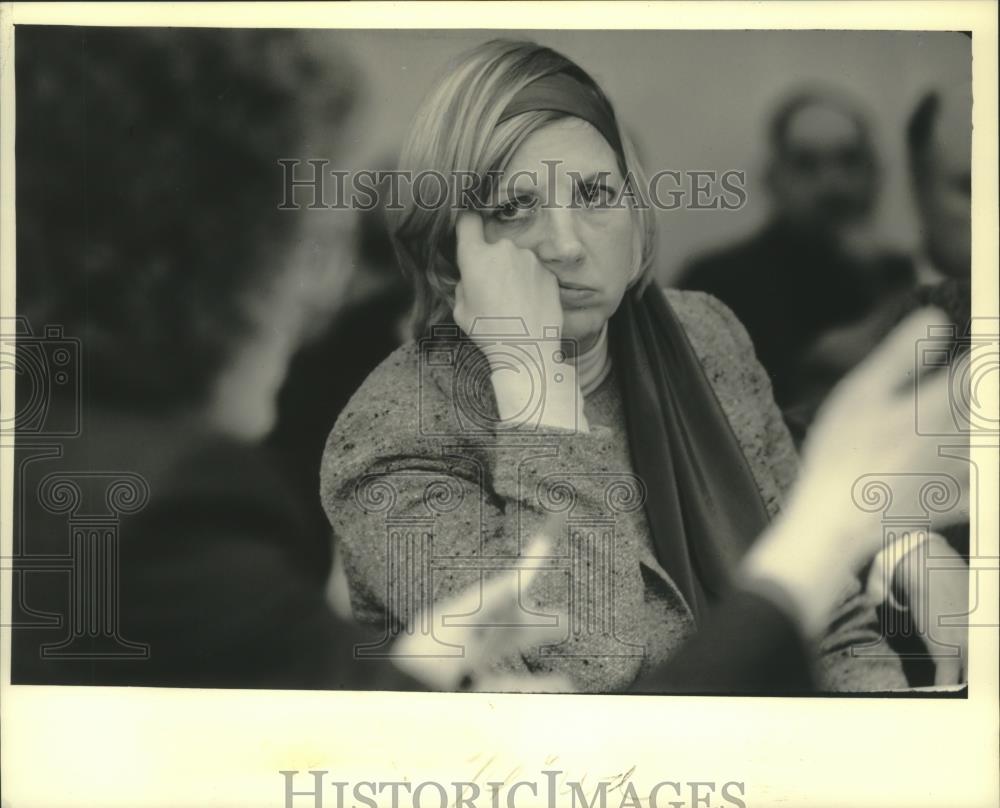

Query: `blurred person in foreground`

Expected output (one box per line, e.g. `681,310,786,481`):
10,26,556,691
678,86,915,443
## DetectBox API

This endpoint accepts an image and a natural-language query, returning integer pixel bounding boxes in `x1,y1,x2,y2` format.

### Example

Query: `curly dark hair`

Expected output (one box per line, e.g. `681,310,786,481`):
16,26,356,411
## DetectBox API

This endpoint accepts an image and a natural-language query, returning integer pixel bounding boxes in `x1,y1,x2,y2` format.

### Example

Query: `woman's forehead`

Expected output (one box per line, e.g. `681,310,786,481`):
501,117,621,180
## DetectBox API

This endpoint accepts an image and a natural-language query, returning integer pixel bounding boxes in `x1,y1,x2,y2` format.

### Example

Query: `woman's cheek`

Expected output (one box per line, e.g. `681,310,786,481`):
584,219,635,287
584,208,634,249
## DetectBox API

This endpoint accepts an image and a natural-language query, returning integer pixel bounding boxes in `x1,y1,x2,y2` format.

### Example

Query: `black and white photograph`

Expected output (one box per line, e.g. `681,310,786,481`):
1,3,997,807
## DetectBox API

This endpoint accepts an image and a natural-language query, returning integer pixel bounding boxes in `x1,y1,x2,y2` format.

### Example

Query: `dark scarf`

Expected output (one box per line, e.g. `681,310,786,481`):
609,286,772,620
497,64,772,620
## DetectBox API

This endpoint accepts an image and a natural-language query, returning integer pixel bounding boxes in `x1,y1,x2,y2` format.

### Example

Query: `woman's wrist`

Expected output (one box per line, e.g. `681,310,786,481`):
490,356,587,432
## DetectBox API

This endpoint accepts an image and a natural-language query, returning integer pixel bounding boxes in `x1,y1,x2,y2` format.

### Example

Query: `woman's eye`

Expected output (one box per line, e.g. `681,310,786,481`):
492,195,538,222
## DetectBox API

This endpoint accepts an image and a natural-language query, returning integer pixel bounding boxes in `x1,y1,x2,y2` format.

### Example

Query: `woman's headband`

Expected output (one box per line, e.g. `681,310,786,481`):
496,71,624,159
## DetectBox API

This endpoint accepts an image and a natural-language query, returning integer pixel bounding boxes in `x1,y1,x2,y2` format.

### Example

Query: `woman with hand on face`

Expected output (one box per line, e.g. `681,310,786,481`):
322,40,936,693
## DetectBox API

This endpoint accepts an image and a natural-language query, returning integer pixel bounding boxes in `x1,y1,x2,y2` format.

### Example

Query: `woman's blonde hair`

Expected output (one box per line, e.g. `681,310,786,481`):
390,39,658,337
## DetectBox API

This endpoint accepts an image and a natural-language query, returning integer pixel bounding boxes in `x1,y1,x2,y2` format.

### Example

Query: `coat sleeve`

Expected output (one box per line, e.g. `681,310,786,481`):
320,342,650,693
676,290,908,692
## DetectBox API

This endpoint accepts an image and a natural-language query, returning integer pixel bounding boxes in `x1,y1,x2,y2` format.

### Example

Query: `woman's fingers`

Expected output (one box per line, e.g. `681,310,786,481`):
452,209,563,343
452,281,466,326
455,211,486,276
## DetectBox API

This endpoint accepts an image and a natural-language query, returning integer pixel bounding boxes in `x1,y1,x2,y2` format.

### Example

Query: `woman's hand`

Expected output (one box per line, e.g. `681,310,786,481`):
453,212,584,431
453,212,563,341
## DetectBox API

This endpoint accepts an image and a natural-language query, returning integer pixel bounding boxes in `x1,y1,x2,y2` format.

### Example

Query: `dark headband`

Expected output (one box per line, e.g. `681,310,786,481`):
497,71,624,158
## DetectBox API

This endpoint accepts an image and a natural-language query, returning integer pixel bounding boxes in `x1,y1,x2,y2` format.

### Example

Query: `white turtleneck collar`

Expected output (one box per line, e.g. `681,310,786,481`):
572,323,612,397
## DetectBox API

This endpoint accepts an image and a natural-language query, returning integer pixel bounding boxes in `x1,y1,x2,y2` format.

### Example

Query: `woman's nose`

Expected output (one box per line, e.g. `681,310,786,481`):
534,207,585,266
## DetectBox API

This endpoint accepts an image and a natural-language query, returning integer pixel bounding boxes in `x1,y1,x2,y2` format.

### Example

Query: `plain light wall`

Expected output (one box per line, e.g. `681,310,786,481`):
305,29,971,283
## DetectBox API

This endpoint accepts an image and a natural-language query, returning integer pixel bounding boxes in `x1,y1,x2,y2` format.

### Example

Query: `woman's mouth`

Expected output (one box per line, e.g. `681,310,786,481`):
557,283,597,307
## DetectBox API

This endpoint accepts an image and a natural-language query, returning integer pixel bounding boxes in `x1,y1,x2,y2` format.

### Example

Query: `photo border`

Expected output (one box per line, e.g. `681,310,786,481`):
1,3,997,807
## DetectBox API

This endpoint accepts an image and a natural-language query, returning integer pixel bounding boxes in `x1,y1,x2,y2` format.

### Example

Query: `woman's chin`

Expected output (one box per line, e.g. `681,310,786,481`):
561,310,608,354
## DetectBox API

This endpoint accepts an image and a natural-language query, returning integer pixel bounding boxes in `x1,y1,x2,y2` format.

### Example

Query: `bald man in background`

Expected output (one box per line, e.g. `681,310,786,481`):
907,84,972,325
679,87,915,444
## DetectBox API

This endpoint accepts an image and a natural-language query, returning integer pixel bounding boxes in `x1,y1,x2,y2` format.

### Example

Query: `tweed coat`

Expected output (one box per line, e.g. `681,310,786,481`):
320,289,906,692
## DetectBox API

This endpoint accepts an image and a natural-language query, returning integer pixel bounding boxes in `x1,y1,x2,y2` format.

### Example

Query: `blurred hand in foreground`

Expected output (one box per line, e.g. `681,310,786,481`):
794,306,969,559
744,307,971,636
392,522,574,692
